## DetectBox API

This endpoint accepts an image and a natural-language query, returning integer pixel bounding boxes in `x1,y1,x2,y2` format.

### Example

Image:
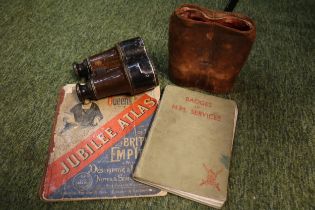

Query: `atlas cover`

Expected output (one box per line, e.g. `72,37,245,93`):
40,84,166,201
133,85,237,208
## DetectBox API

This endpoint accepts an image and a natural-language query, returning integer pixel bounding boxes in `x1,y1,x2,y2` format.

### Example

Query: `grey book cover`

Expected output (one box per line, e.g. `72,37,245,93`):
133,85,237,208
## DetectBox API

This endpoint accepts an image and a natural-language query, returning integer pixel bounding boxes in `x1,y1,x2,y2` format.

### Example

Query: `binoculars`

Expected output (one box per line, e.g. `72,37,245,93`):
73,37,159,102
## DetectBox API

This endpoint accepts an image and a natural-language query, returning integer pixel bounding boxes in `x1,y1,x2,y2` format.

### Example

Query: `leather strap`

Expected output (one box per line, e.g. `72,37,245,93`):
224,0,239,12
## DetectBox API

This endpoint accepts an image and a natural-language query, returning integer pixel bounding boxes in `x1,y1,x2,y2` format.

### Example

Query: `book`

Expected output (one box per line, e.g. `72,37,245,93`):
133,85,238,208
40,84,166,201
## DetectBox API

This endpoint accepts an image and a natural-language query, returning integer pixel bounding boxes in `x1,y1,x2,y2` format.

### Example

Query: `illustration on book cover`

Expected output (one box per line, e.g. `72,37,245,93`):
41,84,165,200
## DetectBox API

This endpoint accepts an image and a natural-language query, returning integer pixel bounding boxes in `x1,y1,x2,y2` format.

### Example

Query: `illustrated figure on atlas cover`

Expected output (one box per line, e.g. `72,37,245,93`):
40,84,166,201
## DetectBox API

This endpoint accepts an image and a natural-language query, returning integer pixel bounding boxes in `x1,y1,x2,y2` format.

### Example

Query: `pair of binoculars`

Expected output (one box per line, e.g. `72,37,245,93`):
73,37,159,102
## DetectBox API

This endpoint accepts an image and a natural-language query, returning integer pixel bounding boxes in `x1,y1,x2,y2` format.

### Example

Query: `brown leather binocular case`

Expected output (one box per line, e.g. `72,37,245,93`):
169,4,256,93
73,37,159,102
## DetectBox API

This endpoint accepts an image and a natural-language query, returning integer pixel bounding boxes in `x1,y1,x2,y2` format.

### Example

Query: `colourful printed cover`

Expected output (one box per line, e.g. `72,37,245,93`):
40,84,166,201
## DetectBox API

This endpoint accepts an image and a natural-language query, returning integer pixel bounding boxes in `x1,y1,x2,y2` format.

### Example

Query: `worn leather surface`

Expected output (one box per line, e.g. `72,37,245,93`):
169,4,256,93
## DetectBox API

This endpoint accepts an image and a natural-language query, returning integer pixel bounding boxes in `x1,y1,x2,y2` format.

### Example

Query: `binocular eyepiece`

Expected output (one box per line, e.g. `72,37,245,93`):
73,37,159,102
73,60,89,79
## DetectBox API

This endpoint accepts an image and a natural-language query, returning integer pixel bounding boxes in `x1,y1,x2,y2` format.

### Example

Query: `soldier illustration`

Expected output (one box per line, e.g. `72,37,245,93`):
60,102,103,134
